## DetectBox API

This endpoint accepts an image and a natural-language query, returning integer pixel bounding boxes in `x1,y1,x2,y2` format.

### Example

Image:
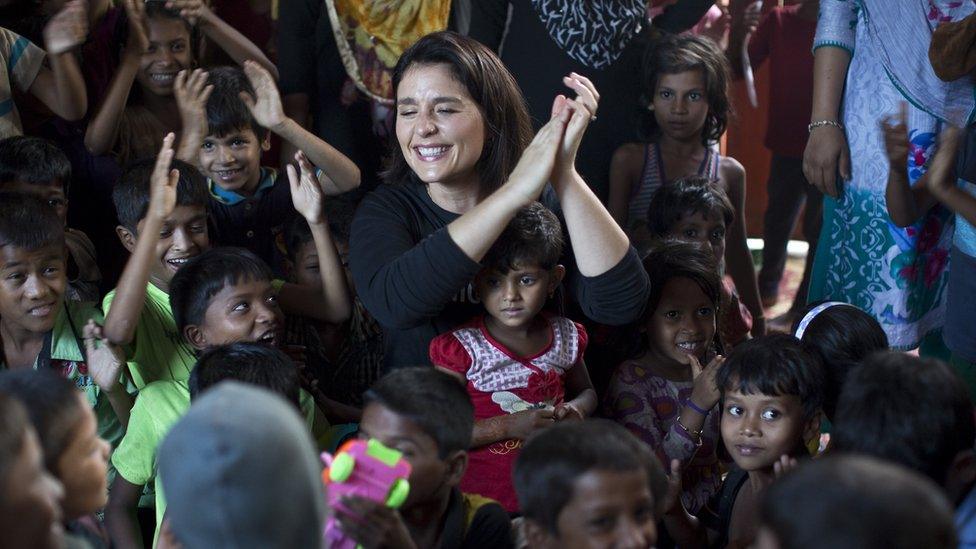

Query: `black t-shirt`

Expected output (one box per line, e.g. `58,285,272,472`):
440,489,514,549
349,180,649,372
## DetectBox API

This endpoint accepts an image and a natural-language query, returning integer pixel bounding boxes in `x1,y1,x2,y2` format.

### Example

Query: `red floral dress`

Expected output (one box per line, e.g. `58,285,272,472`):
429,314,588,512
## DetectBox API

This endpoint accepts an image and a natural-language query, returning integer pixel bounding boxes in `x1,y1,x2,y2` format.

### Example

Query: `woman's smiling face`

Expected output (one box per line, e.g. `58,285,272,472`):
395,63,486,189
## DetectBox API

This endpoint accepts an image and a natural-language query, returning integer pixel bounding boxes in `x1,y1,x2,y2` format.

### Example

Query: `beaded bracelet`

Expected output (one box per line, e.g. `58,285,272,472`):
808,119,844,133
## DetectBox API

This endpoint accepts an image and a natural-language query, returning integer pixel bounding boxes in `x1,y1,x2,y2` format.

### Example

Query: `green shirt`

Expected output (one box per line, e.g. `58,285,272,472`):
0,300,125,449
113,377,315,543
103,283,196,389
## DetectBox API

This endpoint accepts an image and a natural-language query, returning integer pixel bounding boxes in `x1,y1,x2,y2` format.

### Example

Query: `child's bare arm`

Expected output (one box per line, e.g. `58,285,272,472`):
104,475,145,549
31,0,88,121
173,68,212,164
239,61,361,194
84,0,147,155
165,0,278,79
278,151,352,323
607,143,644,228
662,460,709,549
925,126,976,226
472,408,555,448
883,103,937,227
104,134,180,346
721,159,764,336
554,358,597,421
84,320,134,427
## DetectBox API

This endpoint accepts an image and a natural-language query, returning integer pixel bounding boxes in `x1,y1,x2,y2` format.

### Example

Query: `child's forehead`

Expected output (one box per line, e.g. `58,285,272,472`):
0,241,65,266
675,208,724,226
2,179,65,197
723,386,800,406
207,127,260,142
361,403,438,446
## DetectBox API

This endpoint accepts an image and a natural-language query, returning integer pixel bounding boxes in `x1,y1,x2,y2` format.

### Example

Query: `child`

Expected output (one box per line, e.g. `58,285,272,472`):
882,113,976,398
728,0,821,321
83,0,275,165
282,190,383,408
831,352,976,541
645,175,752,346
177,62,360,275
605,240,725,514
430,202,598,513
0,135,101,301
158,381,324,549
668,333,825,548
0,193,130,448
758,455,957,549
106,328,316,547
337,367,514,548
0,392,65,549
0,0,87,137
514,419,669,549
0,369,112,548
102,133,210,390
608,33,764,336
790,300,888,422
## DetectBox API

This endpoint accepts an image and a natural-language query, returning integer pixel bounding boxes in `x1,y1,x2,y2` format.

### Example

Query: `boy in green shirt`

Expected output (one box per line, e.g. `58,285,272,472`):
0,193,130,447
105,133,352,548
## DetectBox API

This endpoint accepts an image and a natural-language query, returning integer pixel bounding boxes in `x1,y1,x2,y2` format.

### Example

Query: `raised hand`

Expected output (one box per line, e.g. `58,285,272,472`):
287,151,326,226
83,319,126,394
43,0,89,55
122,0,150,57
149,133,180,222
925,125,962,201
164,0,212,26
663,459,684,516
881,102,909,169
688,354,724,413
553,73,600,177
174,69,213,124
239,60,286,131
505,101,570,204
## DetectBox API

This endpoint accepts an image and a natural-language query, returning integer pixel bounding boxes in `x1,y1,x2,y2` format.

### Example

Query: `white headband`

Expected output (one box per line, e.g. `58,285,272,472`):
793,302,852,340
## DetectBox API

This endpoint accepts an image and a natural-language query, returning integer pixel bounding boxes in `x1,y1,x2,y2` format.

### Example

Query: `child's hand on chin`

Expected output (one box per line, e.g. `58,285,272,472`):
336,496,417,549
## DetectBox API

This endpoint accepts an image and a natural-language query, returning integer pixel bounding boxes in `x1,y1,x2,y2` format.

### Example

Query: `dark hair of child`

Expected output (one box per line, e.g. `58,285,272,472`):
385,31,533,194
638,33,731,145
645,175,735,239
0,370,81,474
0,136,72,193
364,367,474,459
481,202,563,273
791,302,888,422
761,455,957,549
169,247,273,334
715,333,825,420
832,352,975,486
0,392,31,492
112,157,208,233
0,192,64,252
188,342,301,409
630,240,723,357
514,419,668,534
283,189,364,259
205,65,268,140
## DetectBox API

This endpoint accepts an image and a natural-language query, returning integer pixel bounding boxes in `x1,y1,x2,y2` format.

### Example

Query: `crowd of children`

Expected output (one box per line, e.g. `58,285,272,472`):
0,1,974,548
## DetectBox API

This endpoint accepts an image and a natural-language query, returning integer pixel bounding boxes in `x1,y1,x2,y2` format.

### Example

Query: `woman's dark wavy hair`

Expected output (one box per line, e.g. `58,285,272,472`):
638,33,731,146
383,31,533,197
627,239,724,359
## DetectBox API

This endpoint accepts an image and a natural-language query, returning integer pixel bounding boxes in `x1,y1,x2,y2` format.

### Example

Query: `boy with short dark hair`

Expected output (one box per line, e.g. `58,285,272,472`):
0,193,130,448
646,175,753,346
175,62,360,275
666,334,825,548
337,367,514,549
103,134,210,390
757,455,957,549
514,419,669,549
105,135,352,547
832,351,976,545
282,189,383,408
0,136,101,301
187,342,302,408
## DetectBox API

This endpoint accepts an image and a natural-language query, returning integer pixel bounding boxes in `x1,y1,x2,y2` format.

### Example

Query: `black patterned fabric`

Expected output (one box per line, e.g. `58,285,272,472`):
530,0,646,69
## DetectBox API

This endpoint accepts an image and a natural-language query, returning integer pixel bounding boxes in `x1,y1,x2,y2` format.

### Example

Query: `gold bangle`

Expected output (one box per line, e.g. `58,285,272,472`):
676,415,703,446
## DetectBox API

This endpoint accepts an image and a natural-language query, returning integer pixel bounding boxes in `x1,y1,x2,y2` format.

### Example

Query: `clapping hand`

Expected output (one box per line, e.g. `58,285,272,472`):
44,0,89,55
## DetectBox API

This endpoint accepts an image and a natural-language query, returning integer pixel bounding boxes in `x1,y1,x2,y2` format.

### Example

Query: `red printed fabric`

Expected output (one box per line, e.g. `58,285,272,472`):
430,315,588,512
